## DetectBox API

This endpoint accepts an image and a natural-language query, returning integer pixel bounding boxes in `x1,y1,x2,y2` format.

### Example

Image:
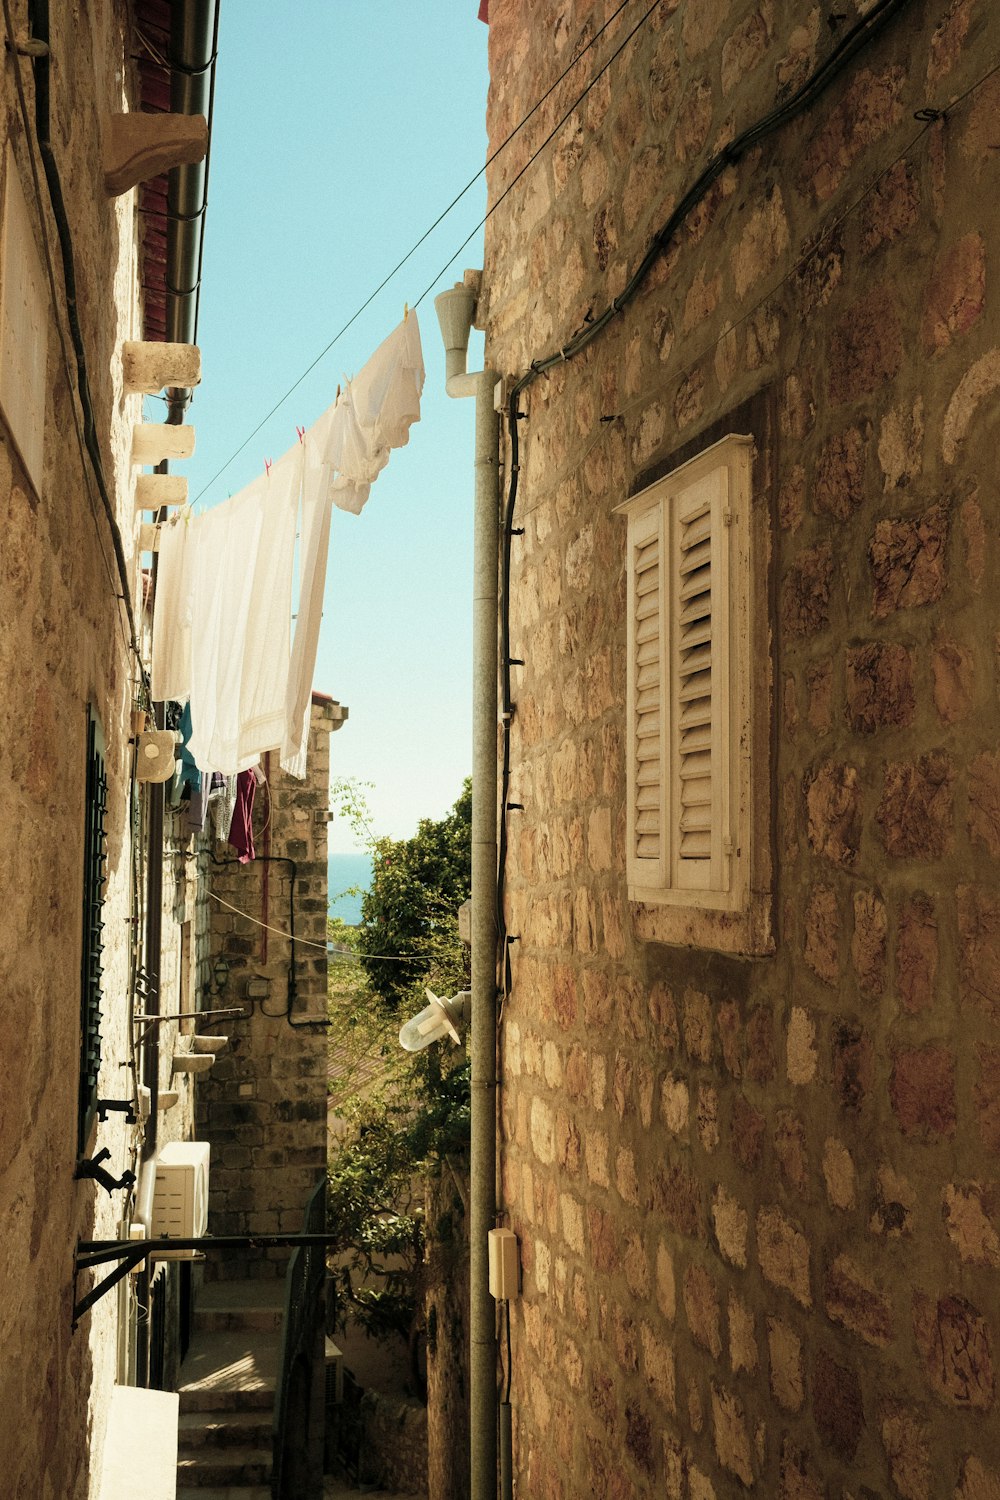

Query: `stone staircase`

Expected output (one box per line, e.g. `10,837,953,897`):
175,1278,285,1500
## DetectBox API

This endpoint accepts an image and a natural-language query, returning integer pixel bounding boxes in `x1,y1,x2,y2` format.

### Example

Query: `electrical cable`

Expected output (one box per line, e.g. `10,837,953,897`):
412,0,662,310
190,0,645,504
1,0,138,668
208,888,462,965
494,0,917,983
11,0,145,664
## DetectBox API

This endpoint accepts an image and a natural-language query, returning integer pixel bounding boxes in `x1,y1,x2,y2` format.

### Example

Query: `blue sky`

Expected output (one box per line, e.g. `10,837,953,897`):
180,3,489,851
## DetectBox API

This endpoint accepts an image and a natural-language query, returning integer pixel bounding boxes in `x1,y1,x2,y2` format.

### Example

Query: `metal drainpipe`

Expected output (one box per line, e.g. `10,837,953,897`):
438,292,501,1500
138,0,218,1164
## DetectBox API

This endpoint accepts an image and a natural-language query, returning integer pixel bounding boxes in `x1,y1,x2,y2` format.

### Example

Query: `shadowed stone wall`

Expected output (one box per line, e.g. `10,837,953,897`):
483,1,1000,1494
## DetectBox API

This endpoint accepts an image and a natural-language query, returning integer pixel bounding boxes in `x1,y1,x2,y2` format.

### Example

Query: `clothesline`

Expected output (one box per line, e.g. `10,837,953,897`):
150,311,425,784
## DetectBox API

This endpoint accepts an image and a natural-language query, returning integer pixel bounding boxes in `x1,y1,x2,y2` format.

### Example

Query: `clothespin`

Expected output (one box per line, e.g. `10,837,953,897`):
335,383,341,402
404,302,409,321
264,457,272,477
296,425,305,444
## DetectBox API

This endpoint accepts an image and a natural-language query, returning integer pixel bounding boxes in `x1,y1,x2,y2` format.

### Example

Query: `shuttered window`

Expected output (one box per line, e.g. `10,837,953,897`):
618,435,752,915
79,707,107,1150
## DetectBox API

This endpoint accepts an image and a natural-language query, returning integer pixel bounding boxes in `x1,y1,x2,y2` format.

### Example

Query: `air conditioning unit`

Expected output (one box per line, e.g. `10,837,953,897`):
150,1141,210,1260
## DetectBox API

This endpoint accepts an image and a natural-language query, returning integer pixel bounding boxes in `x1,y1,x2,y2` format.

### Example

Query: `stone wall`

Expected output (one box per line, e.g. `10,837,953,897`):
197,696,341,1278
483,1,1000,1495
0,2,150,1494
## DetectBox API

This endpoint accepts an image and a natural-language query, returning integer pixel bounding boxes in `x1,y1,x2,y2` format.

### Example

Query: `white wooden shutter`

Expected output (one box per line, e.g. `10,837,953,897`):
671,468,730,893
626,502,666,890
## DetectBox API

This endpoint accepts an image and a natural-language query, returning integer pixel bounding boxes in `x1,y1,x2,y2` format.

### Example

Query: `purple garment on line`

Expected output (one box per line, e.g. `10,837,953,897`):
227,769,256,864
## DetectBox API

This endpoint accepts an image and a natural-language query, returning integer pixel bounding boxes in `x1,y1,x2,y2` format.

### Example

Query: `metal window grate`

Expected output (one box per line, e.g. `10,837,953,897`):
79,708,107,1150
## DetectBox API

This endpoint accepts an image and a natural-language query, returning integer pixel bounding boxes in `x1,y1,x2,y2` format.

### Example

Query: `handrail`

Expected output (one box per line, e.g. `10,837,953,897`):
272,1178,328,1500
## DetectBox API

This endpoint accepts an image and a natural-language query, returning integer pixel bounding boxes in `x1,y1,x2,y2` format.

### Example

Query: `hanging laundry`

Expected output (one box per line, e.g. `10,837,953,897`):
227,768,256,864
209,773,238,843
150,513,194,702
148,311,424,781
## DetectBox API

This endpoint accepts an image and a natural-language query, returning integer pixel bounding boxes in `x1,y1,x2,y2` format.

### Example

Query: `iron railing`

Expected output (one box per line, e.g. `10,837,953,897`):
272,1178,327,1500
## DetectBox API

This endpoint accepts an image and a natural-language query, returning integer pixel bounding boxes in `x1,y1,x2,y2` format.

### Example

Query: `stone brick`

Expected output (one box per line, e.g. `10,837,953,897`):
661,1074,690,1135
728,1292,758,1375
845,642,915,731
822,1137,855,1211
711,1384,754,1486
824,1255,893,1347
655,1239,676,1322
711,1185,748,1269
813,1348,864,1461
877,752,954,860
683,989,713,1064
860,158,919,257
717,1001,743,1078
870,1163,916,1238
961,492,986,590
733,184,789,299
814,426,866,519
957,886,1000,1021
806,659,832,735
779,1438,826,1500
955,1456,1000,1500
922,233,986,352
757,1206,811,1306
721,4,771,94
829,284,902,403
806,761,861,868
778,463,806,531
674,74,713,163
974,1045,1000,1151
912,1293,994,1408
794,225,843,316
877,396,924,490
530,1097,555,1165
801,65,904,203
943,1183,1000,1268
683,1263,722,1358
639,1321,676,1412
652,1160,704,1239
879,1399,931,1500
774,1110,809,1196
781,369,816,439
851,890,887,996
768,1317,803,1411
587,1207,619,1274
781,542,832,638
890,1044,956,1139
870,503,948,618
932,638,975,724
943,348,1000,464
969,752,1000,855
696,1085,719,1153
804,886,839,986
732,1093,765,1169
746,1006,776,1084
927,0,976,84
896,893,937,1013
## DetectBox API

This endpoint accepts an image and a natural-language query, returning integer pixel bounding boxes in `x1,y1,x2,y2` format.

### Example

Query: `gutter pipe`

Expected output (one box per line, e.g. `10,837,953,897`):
436,281,500,1500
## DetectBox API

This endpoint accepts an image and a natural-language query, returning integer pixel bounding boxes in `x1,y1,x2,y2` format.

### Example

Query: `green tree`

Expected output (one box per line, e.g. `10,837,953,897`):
326,779,472,1390
357,778,471,1010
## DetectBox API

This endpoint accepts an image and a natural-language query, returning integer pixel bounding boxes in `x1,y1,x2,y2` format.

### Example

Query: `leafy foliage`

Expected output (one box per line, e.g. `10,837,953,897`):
326,779,472,1386
357,778,471,1009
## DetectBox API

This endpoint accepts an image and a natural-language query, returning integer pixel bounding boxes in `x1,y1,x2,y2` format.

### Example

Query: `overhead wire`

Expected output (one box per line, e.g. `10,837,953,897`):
190,0,646,504
208,888,452,965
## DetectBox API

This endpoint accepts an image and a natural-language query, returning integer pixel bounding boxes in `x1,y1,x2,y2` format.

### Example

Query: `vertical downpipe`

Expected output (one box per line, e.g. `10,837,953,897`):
470,374,500,1500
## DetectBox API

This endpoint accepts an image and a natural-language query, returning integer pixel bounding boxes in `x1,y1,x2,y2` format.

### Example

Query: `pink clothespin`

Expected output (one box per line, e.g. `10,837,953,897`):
296,425,305,444
264,457,272,476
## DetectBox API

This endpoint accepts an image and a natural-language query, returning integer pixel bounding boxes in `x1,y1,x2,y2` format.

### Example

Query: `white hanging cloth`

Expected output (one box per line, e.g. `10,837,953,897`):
149,310,425,777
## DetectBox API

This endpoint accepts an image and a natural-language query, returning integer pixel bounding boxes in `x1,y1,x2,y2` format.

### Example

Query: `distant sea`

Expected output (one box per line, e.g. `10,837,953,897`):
328,851,372,926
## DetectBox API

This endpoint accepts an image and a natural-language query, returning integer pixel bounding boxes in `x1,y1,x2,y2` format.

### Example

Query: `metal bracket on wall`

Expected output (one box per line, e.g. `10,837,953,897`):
72,1231,349,1328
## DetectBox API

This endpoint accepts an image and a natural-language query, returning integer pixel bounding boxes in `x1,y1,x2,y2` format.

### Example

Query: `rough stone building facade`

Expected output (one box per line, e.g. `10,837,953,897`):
482,1,1000,1495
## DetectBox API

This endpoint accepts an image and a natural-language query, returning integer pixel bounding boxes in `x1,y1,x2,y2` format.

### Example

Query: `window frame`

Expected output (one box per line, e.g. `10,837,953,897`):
78,706,108,1151
616,429,773,956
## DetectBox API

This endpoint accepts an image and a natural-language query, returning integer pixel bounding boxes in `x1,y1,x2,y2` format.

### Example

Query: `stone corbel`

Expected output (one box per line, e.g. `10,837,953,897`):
103,112,207,197
122,341,201,396
135,473,188,510
132,424,195,467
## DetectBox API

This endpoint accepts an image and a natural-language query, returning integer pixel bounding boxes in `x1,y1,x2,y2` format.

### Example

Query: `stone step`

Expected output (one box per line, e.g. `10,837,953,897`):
178,1327,280,1414
176,1488,271,1500
195,1306,284,1334
178,1409,273,1450
194,1280,285,1335
176,1447,272,1487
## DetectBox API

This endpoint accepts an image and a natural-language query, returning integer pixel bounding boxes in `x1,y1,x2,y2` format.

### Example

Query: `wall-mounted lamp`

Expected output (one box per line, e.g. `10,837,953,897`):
211,954,230,995
399,987,471,1053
